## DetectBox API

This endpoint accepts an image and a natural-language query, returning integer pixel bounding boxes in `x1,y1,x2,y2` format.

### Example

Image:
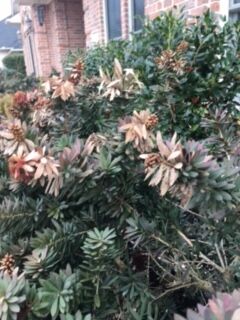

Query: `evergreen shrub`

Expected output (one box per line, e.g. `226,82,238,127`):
0,10,240,320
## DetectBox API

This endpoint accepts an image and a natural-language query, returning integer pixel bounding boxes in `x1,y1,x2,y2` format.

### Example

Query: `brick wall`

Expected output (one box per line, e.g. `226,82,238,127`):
82,0,225,47
23,0,85,77
31,5,52,76
121,0,129,39
145,0,228,19
82,0,105,46
81,0,139,45
21,6,38,76
145,0,221,19
21,0,228,77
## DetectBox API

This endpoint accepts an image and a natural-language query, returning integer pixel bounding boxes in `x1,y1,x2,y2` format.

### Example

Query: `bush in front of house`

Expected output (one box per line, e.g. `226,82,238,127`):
0,10,239,320
2,53,26,75
70,10,240,140
0,54,35,94
0,68,39,94
64,39,127,78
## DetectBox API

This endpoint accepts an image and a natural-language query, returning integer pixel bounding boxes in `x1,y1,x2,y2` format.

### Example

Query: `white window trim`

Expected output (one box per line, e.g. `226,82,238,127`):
128,0,144,38
229,0,240,11
227,0,240,23
128,0,134,35
103,0,108,43
217,0,229,24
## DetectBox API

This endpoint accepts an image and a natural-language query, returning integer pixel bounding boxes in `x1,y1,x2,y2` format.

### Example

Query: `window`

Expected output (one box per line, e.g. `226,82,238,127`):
230,0,240,9
229,0,240,22
131,0,145,32
105,0,122,40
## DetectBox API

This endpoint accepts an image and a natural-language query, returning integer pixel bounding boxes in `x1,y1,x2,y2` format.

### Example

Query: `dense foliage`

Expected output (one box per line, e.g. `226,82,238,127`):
0,10,240,320
0,54,37,95
2,53,26,75
0,69,37,94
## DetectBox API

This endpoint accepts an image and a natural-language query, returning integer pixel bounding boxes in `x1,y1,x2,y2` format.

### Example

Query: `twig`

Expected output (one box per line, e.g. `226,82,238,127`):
154,282,198,301
165,198,204,219
199,252,225,273
151,235,171,248
175,227,193,247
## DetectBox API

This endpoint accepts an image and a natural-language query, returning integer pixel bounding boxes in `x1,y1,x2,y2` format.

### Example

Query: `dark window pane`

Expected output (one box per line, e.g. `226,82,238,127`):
234,0,240,4
106,0,121,39
133,0,144,31
229,11,240,22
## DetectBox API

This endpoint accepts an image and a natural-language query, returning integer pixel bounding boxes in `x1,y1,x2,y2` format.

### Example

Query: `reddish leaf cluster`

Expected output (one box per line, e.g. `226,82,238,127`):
68,59,84,85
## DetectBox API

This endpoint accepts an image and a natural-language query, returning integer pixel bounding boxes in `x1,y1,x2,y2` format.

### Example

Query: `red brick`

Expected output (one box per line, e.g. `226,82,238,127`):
174,0,186,3
164,0,173,7
210,2,220,12
197,0,208,4
190,5,208,16
21,0,223,78
24,0,83,77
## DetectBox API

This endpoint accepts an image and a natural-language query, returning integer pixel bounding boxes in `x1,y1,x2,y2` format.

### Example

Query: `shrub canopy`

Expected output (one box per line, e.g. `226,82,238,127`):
2,53,26,75
0,10,240,320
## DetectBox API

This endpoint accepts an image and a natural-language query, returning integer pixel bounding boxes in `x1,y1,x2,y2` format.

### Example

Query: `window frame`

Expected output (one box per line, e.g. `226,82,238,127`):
128,0,145,36
103,0,122,42
229,0,240,22
229,0,240,11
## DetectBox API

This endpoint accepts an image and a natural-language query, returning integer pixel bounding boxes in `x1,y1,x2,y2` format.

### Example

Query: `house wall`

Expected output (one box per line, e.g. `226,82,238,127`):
22,0,85,77
82,0,105,46
82,0,228,46
22,32,38,76
81,0,130,46
145,0,221,19
21,0,229,77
